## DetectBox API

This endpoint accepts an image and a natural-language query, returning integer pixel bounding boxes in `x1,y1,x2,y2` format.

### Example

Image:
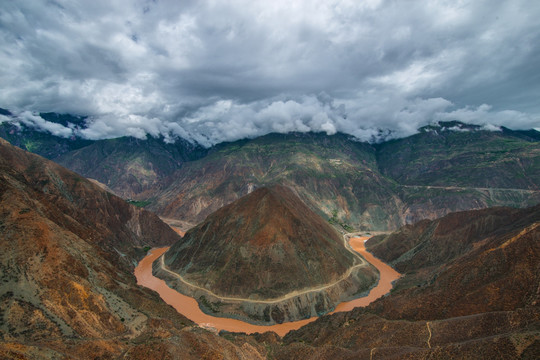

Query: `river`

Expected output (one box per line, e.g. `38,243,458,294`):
134,236,400,337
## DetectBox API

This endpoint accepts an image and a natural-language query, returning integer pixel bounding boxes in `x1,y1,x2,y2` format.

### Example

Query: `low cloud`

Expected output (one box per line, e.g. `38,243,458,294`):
17,111,74,138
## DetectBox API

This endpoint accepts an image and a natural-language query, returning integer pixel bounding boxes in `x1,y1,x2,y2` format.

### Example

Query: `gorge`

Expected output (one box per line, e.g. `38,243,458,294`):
135,235,400,336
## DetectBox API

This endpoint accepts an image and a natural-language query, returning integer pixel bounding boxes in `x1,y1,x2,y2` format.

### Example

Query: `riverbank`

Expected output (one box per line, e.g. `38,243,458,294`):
135,237,400,337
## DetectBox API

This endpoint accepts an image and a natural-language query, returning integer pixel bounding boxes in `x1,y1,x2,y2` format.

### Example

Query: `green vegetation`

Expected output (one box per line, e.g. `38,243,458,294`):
127,200,152,208
377,124,540,190
0,121,93,159
198,296,223,313
328,209,355,232
3,118,539,232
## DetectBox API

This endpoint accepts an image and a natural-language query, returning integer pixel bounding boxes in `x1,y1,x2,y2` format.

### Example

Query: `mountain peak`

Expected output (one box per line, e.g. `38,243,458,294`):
164,184,358,298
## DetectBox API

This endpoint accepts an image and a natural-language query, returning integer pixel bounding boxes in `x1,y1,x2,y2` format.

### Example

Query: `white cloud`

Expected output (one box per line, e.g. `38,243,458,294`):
0,0,538,145
17,111,73,138
435,104,540,130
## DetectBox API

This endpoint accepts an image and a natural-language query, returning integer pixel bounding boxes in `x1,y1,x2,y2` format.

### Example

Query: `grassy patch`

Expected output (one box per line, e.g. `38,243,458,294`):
127,200,151,208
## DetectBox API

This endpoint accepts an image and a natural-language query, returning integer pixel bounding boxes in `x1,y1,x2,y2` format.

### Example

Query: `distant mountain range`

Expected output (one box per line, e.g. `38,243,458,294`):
0,110,207,199
1,109,539,231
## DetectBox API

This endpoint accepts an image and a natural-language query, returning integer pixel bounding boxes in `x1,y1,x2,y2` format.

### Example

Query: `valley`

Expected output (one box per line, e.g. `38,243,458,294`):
155,185,379,325
135,235,399,337
0,122,538,359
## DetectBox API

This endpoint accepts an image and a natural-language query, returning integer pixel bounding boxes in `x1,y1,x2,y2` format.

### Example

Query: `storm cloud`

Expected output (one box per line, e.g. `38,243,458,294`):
1,0,539,145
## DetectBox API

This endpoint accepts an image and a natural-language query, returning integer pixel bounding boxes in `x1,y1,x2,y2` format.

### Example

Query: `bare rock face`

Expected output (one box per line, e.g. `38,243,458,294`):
155,185,377,324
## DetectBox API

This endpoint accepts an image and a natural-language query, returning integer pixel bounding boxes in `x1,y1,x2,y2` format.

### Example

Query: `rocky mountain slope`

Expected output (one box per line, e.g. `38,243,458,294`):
0,138,270,359
157,185,377,324
377,121,540,189
0,110,207,199
150,132,403,230
55,135,207,199
2,113,539,231
366,204,540,320
149,127,540,230
0,135,538,358
272,204,540,359
0,111,93,159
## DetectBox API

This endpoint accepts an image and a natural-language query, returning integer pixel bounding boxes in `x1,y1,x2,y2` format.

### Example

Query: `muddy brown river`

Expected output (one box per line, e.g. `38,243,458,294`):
135,236,400,337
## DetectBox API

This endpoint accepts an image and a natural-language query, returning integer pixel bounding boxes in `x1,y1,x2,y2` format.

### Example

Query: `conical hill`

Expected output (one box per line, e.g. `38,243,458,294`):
164,185,359,299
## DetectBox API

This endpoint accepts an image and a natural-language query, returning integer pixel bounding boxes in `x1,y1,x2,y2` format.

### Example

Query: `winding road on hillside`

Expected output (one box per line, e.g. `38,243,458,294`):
157,236,370,304
135,235,400,336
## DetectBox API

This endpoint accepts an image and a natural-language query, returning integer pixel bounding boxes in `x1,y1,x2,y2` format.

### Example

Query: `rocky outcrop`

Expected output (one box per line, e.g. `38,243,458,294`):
154,185,378,324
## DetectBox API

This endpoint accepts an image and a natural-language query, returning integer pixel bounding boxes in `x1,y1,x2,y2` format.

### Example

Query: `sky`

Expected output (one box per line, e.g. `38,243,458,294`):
1,0,539,146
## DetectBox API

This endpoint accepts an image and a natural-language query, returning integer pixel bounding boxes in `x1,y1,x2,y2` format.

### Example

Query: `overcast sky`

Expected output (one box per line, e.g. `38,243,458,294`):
1,0,539,145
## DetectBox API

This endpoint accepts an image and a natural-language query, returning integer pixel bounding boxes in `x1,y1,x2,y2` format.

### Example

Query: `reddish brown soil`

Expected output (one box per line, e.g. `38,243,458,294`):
164,185,368,300
2,137,538,359
275,205,540,359
0,138,269,359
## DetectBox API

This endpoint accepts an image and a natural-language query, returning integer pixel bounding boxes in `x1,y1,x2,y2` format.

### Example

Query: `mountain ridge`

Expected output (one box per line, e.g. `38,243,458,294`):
0,136,282,359
2,113,540,231
276,203,540,358
148,128,540,230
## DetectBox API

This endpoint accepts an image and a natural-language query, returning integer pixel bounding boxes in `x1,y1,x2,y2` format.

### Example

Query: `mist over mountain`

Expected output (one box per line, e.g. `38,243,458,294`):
1,1,539,357
148,127,540,230
1,105,539,147
3,132,537,357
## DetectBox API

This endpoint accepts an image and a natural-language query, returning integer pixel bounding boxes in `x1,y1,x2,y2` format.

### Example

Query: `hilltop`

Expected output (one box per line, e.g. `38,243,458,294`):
157,185,377,324
0,136,537,358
